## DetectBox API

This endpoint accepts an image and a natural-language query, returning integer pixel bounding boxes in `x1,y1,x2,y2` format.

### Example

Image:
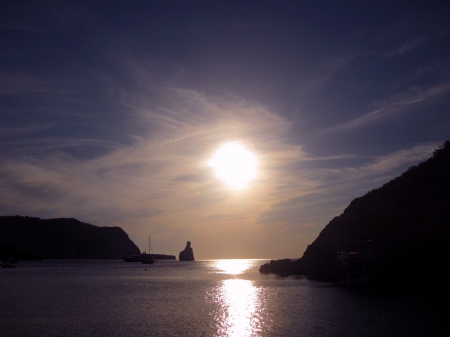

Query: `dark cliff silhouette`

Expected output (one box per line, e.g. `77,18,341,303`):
179,241,195,261
261,141,450,286
0,243,42,261
0,216,140,259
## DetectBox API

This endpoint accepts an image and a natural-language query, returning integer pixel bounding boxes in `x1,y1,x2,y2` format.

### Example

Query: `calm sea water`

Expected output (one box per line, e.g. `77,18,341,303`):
0,259,448,337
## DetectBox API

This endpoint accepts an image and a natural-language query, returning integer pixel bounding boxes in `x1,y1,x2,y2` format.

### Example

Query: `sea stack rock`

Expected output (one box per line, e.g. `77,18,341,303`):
179,241,195,261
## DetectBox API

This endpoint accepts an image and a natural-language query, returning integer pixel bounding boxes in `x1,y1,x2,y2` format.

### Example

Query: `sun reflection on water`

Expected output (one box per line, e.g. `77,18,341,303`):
213,259,254,275
208,260,263,336
217,279,261,337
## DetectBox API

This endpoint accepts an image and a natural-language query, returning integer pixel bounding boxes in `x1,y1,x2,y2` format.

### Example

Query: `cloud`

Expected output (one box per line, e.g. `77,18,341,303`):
387,30,450,57
0,86,315,257
255,142,438,239
174,170,211,183
0,123,54,137
298,154,361,162
324,83,450,133
357,143,438,175
321,143,437,178
0,72,79,96
291,53,357,98
1,81,437,258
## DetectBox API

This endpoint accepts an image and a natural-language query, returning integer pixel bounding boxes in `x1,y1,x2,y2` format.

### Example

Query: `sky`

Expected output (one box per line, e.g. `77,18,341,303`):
1,1,449,259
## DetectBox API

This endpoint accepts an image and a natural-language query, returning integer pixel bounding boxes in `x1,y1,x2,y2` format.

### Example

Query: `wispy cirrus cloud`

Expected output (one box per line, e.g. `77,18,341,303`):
323,83,450,133
321,143,438,178
2,2,448,259
1,76,439,258
0,123,54,137
0,72,80,96
357,143,438,175
387,30,449,57
0,86,314,258
255,142,439,249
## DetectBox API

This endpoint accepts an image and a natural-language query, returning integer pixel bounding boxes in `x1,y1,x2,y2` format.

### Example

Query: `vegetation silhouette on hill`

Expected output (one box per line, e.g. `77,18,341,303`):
260,141,450,285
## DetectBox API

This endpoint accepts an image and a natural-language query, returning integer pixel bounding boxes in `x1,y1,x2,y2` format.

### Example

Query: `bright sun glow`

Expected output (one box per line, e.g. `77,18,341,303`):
209,142,258,190
213,259,253,275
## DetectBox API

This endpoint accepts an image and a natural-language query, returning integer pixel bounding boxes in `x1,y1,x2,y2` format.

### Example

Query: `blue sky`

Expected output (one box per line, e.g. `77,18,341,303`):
1,1,449,258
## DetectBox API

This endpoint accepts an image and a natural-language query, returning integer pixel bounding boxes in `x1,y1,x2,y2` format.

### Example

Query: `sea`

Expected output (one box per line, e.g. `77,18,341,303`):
0,259,448,337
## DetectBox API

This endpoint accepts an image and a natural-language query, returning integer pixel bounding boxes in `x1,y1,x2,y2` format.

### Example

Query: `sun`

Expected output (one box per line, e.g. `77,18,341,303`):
209,142,258,190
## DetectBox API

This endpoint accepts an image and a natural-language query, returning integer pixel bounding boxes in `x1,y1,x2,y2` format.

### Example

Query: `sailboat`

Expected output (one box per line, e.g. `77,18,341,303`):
1,258,17,268
142,235,155,264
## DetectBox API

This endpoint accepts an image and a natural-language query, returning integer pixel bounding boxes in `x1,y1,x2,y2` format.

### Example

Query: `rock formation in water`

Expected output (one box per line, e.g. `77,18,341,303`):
260,141,450,284
0,216,141,259
179,241,195,261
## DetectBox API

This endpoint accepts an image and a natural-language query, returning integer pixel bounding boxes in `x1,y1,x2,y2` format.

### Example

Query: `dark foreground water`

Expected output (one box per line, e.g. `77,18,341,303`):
0,259,448,336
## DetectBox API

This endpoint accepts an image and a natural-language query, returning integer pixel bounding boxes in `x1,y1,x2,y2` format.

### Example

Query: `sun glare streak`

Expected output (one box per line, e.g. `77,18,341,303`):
209,142,258,190
217,279,261,337
207,260,263,335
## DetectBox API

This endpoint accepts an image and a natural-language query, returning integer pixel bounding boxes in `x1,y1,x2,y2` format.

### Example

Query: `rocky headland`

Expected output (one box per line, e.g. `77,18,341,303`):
260,141,450,287
0,216,140,259
0,243,43,261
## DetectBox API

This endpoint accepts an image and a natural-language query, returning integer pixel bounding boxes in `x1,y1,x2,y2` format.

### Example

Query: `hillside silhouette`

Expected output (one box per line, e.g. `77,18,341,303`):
261,141,450,286
0,216,140,259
